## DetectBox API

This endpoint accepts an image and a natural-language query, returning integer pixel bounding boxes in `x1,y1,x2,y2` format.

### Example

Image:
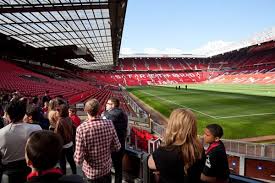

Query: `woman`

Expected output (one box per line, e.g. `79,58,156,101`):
148,108,205,183
54,104,76,175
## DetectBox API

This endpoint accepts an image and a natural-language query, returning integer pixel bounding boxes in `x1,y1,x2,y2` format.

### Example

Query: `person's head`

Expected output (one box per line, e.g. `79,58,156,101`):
163,108,203,174
48,110,59,126
106,97,119,111
32,97,39,105
44,101,49,108
84,99,99,117
68,107,77,117
58,104,69,118
25,106,40,123
5,100,26,123
45,90,49,96
48,99,58,111
25,131,63,171
204,124,224,144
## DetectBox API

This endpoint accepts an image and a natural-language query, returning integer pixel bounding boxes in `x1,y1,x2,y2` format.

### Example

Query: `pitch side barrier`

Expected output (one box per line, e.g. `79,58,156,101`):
124,148,267,183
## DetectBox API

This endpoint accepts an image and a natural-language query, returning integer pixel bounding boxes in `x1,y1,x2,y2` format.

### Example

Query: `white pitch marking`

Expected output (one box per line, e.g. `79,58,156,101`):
215,112,275,119
140,91,218,119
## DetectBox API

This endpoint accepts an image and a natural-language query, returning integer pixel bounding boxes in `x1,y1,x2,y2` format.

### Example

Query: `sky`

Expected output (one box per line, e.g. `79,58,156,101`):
120,0,275,55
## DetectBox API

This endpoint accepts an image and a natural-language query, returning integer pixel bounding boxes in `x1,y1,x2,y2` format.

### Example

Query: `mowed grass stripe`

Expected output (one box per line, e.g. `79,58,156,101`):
127,85,275,139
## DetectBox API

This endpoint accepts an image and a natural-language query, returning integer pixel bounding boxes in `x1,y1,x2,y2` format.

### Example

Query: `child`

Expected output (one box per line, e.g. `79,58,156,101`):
201,124,230,183
25,130,83,183
68,107,81,128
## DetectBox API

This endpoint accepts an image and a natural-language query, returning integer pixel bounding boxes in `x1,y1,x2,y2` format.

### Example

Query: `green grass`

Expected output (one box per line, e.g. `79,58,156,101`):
127,84,275,139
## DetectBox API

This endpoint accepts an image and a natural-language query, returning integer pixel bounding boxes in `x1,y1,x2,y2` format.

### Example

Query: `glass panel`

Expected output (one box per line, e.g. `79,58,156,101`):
24,13,39,22
93,9,102,18
59,21,72,31
101,9,109,18
44,22,56,31
53,22,66,31
50,12,63,21
4,24,24,34
32,12,47,22
103,19,110,29
59,11,71,20
14,13,31,23
105,29,111,36
67,20,79,31
0,26,17,35
57,32,67,39
3,13,22,23
75,20,85,31
93,30,100,36
30,23,46,33
76,10,86,19
100,29,105,36
85,10,94,19
21,24,39,33
96,19,104,29
0,14,14,23
68,11,79,19
70,32,78,39
41,12,55,21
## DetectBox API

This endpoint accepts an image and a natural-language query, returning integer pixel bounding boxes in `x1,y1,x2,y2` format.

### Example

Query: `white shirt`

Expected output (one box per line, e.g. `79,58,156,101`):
0,122,42,164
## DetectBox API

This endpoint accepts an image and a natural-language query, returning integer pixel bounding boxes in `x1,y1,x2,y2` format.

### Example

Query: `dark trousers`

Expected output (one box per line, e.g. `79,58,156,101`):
112,148,125,183
60,146,77,175
0,160,31,183
84,173,111,183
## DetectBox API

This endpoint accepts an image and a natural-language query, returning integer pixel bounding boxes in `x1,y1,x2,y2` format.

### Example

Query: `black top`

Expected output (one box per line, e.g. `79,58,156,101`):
103,108,128,148
202,141,230,181
152,145,205,183
26,173,84,183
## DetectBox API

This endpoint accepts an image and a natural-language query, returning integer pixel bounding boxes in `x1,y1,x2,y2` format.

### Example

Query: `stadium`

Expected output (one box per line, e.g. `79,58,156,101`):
0,0,274,182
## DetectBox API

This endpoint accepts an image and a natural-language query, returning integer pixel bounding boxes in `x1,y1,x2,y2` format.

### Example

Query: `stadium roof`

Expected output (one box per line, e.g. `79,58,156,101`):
0,0,127,69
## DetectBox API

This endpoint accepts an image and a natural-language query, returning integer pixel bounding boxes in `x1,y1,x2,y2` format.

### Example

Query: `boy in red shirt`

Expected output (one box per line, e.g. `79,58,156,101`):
69,107,81,128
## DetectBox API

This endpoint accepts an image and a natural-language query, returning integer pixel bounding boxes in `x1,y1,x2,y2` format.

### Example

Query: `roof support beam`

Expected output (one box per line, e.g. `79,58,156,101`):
0,4,108,13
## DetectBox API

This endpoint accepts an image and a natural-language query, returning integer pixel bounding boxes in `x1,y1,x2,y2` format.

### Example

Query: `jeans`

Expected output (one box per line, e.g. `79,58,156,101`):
1,160,31,183
84,173,111,183
112,148,125,183
59,146,77,174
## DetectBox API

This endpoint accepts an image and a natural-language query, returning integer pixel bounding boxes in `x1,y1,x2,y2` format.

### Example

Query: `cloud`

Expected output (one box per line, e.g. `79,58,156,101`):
121,41,234,56
120,48,135,55
190,40,234,55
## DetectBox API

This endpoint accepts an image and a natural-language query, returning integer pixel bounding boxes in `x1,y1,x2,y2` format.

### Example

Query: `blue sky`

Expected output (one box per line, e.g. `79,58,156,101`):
120,0,275,55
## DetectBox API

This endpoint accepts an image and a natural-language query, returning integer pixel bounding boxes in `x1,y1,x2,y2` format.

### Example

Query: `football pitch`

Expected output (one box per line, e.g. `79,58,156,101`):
127,84,275,139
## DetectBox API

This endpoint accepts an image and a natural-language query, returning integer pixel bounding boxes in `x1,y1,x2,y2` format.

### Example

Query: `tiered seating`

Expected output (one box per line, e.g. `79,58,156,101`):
130,127,158,152
82,71,210,86
118,58,207,71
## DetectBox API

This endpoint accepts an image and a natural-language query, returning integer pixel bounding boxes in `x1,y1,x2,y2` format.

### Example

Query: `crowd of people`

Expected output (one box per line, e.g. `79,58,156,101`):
0,91,128,183
0,90,229,183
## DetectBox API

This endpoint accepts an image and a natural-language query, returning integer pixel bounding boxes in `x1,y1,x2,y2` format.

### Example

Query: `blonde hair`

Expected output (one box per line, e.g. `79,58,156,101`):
163,108,203,174
48,110,59,128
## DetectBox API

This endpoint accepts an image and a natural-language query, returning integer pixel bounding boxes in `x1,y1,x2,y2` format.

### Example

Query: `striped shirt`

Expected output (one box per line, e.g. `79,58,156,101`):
74,118,121,180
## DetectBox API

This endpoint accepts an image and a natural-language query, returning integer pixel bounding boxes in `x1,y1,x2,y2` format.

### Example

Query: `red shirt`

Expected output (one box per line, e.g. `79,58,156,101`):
70,114,81,127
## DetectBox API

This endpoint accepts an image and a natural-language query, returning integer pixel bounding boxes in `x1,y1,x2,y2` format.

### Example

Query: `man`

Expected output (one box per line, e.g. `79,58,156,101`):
0,100,42,183
74,99,121,183
42,90,51,105
102,97,128,183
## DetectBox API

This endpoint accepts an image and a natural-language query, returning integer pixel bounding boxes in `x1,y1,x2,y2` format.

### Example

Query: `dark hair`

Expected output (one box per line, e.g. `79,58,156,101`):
58,104,69,118
26,106,41,122
109,97,120,107
32,97,39,105
69,107,77,114
84,99,99,117
206,124,224,138
6,100,26,123
26,131,63,170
